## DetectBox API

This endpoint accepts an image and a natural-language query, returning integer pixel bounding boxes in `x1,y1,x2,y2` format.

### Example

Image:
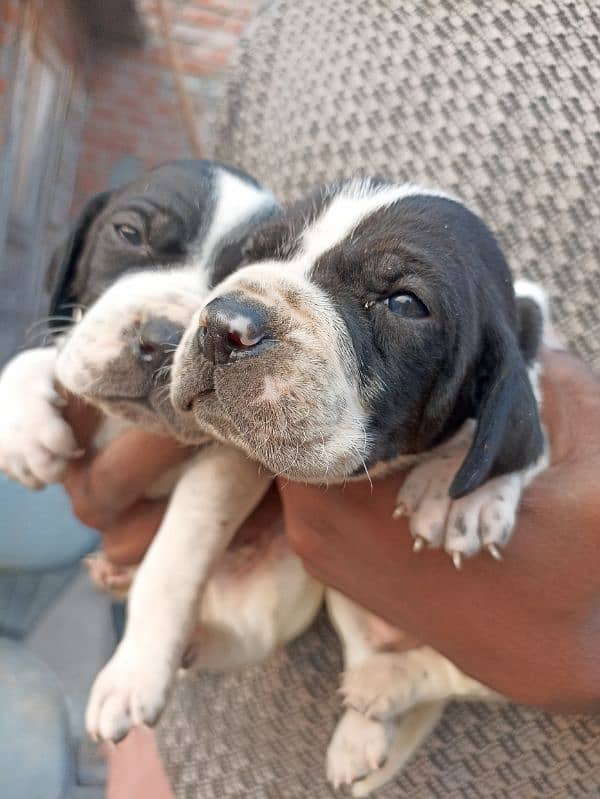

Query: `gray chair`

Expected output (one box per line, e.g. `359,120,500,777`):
156,2,600,797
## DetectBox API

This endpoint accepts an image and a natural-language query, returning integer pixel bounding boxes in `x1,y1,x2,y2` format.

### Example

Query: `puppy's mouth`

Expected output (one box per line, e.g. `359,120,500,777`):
96,393,150,405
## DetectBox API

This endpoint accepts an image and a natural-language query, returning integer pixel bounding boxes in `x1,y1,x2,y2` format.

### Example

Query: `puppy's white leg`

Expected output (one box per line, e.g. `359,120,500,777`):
341,647,496,723
350,702,445,799
326,590,442,795
0,347,82,487
86,445,270,742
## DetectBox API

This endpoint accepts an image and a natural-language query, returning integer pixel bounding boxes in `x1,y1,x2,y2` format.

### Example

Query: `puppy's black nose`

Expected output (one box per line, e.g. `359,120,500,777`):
133,317,183,367
199,295,269,365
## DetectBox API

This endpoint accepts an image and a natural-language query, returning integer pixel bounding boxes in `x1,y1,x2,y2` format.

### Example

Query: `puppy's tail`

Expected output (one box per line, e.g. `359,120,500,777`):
514,278,565,352
352,701,447,798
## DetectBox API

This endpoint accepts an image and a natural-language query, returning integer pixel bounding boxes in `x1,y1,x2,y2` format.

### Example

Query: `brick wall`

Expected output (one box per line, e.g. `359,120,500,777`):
73,0,261,211
0,0,259,361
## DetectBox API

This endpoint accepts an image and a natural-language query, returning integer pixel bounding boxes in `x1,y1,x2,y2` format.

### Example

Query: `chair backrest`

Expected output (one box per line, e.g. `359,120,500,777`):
215,0,600,371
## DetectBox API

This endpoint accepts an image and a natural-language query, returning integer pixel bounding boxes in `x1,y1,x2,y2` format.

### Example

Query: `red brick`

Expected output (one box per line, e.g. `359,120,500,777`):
71,0,260,212
2,2,20,26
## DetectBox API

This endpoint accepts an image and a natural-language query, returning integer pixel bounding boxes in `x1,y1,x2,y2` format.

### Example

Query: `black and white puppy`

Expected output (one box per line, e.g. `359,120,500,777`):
172,178,547,562
169,178,551,794
0,161,321,741
0,160,277,480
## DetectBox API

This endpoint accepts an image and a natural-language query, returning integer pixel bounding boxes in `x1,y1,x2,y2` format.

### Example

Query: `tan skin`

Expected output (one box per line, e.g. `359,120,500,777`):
61,350,600,713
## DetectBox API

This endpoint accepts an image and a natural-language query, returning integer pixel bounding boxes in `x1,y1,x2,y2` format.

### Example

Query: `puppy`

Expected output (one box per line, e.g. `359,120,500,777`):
170,178,550,794
0,161,322,741
0,159,275,483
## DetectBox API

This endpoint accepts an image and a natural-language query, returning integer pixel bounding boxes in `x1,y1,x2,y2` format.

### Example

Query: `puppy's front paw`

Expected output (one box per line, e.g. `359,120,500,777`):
86,646,172,742
0,348,82,488
326,709,391,795
395,453,521,568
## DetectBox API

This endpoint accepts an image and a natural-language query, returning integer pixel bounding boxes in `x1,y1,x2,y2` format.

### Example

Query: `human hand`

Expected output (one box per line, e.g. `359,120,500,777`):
278,350,600,712
61,398,194,565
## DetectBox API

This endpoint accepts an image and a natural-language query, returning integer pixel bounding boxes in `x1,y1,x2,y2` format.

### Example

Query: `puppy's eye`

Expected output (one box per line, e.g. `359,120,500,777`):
114,224,142,246
384,292,429,318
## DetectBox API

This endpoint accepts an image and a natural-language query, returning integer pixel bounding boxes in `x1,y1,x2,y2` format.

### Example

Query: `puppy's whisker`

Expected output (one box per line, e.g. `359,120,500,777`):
26,315,77,335
361,460,373,490
152,364,172,386
23,325,73,347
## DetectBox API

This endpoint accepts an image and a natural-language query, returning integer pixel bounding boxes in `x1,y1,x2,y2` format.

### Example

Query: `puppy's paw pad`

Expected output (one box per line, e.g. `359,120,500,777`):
86,653,170,742
327,710,389,790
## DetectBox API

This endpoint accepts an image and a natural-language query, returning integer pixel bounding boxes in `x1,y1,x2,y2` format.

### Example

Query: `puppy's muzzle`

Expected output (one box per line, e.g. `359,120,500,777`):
198,295,273,365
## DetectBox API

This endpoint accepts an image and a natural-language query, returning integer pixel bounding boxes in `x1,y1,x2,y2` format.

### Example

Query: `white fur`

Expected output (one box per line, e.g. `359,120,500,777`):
302,180,454,266
86,447,272,740
0,347,81,487
193,171,275,266
325,590,492,794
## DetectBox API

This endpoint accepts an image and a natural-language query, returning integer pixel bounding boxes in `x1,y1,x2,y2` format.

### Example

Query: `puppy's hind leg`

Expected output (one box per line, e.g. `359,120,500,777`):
326,590,440,795
350,702,446,799
341,647,496,723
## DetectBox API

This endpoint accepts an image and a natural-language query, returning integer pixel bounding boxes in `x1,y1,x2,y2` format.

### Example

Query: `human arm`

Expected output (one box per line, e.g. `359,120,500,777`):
277,350,600,712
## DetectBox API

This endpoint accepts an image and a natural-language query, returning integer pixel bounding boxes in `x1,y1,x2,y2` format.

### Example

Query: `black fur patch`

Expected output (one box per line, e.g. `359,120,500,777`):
46,159,277,317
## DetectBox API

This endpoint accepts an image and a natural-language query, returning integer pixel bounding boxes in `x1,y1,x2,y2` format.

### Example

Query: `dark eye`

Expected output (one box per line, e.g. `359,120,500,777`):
114,223,142,246
384,292,429,318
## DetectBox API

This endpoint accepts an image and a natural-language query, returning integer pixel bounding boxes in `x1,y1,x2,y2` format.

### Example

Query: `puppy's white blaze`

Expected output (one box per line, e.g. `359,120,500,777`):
225,314,262,345
255,375,288,404
300,180,456,267
194,170,275,267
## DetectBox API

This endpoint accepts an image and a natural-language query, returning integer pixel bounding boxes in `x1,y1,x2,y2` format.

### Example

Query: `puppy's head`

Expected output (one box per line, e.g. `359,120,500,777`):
171,179,544,490
53,160,278,440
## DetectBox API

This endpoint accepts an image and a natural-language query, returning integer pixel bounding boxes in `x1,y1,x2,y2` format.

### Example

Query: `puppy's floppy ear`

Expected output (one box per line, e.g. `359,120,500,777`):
449,321,544,499
45,190,113,315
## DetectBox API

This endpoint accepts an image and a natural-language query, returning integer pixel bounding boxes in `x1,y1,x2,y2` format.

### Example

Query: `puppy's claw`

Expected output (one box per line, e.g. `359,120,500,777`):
487,543,503,561
392,503,407,519
412,535,425,553
451,551,463,570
